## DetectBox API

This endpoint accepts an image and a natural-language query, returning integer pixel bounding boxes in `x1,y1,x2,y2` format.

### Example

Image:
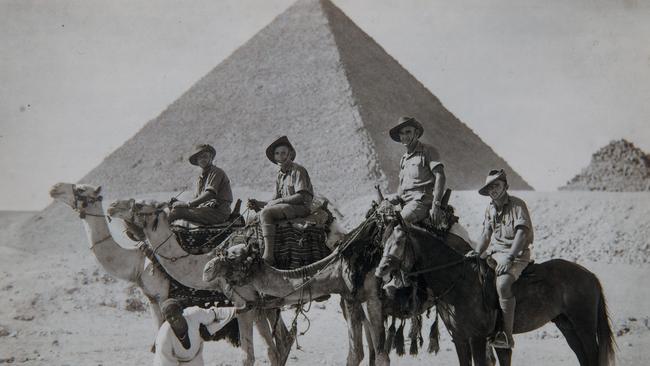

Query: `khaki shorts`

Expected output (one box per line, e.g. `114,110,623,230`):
487,251,530,281
400,191,432,224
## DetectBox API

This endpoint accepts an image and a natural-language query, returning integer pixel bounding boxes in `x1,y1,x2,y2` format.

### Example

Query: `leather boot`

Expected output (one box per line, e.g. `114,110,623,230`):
261,224,276,266
491,297,516,349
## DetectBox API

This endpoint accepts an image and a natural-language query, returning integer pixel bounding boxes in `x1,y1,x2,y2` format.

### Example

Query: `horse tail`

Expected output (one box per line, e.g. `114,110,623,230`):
596,280,616,366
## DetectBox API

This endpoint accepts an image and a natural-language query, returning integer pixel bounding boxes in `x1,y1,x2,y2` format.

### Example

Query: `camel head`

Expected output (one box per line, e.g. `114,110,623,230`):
203,244,259,285
49,182,103,211
108,199,168,230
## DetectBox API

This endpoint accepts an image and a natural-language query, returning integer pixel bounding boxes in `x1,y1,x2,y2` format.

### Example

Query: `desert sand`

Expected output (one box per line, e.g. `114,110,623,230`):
1,190,649,365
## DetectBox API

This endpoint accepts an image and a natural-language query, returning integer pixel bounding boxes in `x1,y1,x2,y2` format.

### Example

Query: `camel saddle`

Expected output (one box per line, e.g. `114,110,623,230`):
232,198,335,270
170,200,246,255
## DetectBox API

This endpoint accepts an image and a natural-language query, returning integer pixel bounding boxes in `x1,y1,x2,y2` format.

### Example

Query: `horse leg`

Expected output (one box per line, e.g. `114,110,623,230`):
237,311,256,366
553,314,589,366
254,311,280,366
469,337,489,366
452,338,472,366
362,316,376,366
341,299,365,366
362,298,390,366
493,347,512,366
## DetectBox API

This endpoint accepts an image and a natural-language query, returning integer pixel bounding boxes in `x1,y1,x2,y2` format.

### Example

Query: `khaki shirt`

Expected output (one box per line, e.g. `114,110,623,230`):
398,141,443,197
482,194,534,256
195,165,233,212
274,162,314,208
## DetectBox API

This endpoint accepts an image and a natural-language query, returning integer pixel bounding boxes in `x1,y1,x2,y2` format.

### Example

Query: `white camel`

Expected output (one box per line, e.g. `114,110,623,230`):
49,183,286,366
110,198,380,366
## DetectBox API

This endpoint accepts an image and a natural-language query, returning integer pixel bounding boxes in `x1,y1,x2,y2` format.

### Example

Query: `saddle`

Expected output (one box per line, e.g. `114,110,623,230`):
237,198,336,270
170,200,246,255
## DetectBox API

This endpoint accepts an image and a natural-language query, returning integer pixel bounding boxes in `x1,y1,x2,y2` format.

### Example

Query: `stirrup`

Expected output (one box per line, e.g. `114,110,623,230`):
489,331,514,349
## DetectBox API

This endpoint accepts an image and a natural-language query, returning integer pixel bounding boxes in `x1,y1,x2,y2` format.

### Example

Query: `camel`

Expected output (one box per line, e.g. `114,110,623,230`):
202,201,441,366
111,198,381,366
49,183,285,366
49,183,170,332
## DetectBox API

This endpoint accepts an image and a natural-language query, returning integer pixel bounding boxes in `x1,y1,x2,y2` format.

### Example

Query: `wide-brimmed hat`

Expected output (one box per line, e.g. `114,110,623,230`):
189,144,216,166
265,136,296,163
389,116,424,142
479,169,508,196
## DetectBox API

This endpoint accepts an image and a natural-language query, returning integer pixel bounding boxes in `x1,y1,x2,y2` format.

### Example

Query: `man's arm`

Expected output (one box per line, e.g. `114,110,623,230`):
431,166,445,205
269,191,311,206
508,227,529,260
468,207,492,257
188,190,217,207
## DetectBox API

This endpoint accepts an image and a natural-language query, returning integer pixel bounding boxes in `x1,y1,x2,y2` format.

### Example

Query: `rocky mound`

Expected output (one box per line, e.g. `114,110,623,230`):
561,139,650,191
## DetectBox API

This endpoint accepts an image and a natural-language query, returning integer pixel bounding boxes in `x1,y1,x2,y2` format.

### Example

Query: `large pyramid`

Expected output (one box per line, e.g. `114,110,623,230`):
81,0,530,203
25,0,532,251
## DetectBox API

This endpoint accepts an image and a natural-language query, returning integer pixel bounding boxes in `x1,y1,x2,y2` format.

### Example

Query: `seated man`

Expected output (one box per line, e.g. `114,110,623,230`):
247,136,314,265
466,169,534,349
378,116,447,294
153,299,245,366
168,144,233,226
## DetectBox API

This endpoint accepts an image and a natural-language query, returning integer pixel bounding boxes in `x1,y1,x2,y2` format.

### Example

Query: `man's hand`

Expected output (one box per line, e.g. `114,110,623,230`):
267,198,283,207
172,200,189,209
495,255,513,275
385,194,402,206
430,205,444,226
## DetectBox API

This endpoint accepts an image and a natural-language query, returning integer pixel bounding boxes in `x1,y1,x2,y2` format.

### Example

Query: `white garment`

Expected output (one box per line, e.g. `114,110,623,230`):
153,306,237,366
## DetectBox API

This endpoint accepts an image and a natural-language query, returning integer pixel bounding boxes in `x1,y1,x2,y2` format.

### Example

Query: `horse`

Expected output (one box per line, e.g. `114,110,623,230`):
375,209,616,366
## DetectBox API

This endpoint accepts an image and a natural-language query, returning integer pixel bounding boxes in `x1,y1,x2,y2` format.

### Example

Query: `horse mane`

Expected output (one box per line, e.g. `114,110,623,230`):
337,215,385,294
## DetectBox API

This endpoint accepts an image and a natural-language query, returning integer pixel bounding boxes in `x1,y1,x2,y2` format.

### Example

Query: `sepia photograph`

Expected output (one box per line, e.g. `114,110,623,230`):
1,0,649,365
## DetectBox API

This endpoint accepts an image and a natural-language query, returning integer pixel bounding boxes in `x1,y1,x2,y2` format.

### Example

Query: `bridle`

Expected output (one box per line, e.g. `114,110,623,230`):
66,184,107,220
376,204,468,303
61,184,113,249
125,202,185,262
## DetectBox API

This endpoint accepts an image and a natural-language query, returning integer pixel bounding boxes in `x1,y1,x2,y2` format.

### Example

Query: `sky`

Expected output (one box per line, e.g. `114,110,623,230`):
1,0,649,211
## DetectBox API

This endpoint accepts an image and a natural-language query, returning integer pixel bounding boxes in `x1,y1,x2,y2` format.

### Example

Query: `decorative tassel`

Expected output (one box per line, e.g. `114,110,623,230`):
385,317,396,354
395,320,405,356
428,314,440,354
408,315,422,355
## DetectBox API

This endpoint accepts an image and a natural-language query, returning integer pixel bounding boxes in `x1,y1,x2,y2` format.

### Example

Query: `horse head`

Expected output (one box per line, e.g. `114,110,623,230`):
373,200,416,280
203,243,259,285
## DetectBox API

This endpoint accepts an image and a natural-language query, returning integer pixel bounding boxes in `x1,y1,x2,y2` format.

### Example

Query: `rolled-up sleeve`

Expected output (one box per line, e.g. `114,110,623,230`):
513,203,532,231
292,167,313,196
482,206,493,236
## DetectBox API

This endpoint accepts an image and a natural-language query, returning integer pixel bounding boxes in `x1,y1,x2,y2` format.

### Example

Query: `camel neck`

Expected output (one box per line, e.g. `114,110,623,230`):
141,213,218,290
80,202,144,282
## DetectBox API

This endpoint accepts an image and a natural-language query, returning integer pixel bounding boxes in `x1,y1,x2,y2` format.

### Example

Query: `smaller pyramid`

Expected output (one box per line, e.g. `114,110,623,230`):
560,139,650,191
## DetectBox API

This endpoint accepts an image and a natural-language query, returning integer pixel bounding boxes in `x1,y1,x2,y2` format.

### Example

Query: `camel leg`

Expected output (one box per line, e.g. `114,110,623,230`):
452,338,472,366
237,311,256,366
555,313,595,366
469,337,489,366
266,309,293,365
341,299,365,366
145,295,163,353
493,347,512,366
254,312,280,366
362,298,389,366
